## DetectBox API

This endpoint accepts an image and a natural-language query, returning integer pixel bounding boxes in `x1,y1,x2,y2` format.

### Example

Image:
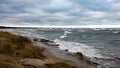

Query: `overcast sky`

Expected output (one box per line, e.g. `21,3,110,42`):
0,0,120,27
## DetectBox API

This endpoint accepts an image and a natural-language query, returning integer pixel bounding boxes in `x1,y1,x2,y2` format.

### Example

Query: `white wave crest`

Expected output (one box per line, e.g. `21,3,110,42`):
60,31,72,39
113,31,119,34
54,39,104,58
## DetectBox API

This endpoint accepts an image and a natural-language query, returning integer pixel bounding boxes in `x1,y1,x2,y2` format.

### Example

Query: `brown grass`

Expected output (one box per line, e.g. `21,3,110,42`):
0,31,46,59
0,31,46,68
44,62,77,68
0,31,77,68
0,55,24,68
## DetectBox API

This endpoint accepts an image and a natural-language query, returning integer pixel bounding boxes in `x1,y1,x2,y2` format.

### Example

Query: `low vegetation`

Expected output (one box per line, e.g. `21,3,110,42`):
44,62,77,68
0,55,24,68
0,31,46,68
0,31,77,68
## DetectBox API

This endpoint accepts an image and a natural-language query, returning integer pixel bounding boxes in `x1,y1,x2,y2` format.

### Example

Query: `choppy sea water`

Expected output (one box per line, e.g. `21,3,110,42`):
0,28,120,68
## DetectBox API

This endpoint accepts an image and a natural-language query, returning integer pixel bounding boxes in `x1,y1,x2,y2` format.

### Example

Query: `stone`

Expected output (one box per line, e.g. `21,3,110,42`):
40,39,50,42
75,52,84,59
65,49,68,51
33,38,38,41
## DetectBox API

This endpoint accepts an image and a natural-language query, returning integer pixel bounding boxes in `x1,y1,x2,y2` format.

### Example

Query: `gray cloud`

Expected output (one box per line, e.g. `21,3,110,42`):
0,0,120,26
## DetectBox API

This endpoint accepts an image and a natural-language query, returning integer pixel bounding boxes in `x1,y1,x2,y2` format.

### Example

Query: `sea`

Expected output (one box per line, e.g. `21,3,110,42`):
0,28,120,68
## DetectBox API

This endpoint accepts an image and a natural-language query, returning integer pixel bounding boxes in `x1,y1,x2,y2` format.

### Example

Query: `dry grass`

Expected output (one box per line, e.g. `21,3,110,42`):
0,31,46,59
0,55,24,68
0,31,46,68
0,31,77,68
44,62,77,68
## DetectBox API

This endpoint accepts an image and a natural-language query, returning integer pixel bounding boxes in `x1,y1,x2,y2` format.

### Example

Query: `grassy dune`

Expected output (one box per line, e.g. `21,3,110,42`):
0,31,46,68
0,31,77,68
0,31,46,59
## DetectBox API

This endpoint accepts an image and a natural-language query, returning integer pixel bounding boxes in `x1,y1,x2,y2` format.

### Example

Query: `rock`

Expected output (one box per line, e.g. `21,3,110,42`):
65,49,68,51
75,52,84,59
93,62,99,66
40,39,50,42
37,38,59,46
33,38,38,41
116,57,120,61
85,59,93,65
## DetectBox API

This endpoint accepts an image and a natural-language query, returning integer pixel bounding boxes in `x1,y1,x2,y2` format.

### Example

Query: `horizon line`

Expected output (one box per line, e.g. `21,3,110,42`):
2,25,120,28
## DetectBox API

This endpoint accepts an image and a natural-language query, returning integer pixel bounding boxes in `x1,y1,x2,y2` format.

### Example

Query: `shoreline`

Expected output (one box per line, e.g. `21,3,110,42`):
0,29,120,68
0,31,98,68
32,38,98,68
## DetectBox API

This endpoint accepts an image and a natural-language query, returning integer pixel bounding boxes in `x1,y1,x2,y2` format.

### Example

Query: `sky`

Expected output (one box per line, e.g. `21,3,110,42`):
0,0,120,27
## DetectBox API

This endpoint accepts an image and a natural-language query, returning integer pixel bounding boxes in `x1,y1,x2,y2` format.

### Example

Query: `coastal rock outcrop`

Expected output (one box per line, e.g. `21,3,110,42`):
33,38,59,46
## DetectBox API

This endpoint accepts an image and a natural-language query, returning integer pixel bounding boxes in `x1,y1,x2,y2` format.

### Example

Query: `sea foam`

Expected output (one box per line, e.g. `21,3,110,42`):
54,39,104,58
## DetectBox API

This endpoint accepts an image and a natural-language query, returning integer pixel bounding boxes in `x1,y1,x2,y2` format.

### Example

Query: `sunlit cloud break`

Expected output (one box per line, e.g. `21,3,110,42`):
0,0,120,27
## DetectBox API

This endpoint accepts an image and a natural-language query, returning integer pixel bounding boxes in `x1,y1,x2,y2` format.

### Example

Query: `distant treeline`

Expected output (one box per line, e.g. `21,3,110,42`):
0,26,33,29
0,26,18,29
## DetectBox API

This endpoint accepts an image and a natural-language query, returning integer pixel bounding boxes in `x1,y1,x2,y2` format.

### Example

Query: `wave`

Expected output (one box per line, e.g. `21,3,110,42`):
54,39,104,58
113,31,119,34
59,31,72,39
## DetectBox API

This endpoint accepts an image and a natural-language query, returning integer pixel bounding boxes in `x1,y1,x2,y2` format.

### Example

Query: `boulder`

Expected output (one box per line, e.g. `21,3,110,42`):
65,49,68,52
40,39,50,42
75,52,84,59
116,57,120,61
33,38,38,41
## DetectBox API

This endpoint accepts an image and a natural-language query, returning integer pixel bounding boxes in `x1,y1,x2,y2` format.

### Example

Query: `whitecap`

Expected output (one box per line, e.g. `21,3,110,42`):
64,31,72,34
60,35,67,39
59,31,72,39
113,31,119,34
54,39,105,58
